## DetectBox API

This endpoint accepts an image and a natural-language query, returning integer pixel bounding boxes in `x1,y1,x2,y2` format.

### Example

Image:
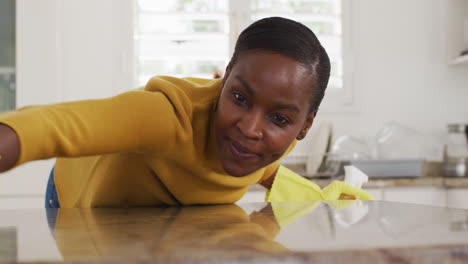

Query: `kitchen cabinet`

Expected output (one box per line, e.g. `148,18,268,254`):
383,187,447,207
447,188,468,209
366,188,384,200
383,187,468,209
446,0,468,65
0,197,43,209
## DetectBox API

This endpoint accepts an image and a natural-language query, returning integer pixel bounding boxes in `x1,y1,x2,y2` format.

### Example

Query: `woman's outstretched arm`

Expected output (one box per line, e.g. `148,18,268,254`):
0,123,20,173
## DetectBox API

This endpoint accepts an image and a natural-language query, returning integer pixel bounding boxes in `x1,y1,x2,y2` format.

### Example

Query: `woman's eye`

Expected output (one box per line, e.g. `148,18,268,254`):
272,114,290,126
233,92,247,104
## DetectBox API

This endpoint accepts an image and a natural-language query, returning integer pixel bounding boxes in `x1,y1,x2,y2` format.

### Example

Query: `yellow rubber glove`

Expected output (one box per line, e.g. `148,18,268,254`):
265,165,374,202
322,180,374,200
265,165,323,202
266,166,374,229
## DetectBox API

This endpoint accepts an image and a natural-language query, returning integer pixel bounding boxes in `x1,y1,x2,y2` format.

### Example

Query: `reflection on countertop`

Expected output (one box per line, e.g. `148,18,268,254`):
0,201,468,263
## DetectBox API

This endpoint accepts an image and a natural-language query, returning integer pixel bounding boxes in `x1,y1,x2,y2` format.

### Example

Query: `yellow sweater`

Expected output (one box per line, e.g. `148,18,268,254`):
0,76,294,208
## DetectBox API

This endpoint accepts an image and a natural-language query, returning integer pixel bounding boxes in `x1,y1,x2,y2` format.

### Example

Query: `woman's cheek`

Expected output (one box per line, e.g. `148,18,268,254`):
225,102,244,123
266,129,296,155
218,101,239,129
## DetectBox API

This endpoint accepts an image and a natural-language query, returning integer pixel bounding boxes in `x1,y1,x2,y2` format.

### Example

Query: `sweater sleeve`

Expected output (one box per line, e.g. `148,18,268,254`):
0,90,189,167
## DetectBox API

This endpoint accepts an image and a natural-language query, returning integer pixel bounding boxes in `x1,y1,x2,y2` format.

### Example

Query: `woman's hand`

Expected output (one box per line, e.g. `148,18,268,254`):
0,124,20,173
339,194,357,200
323,181,374,200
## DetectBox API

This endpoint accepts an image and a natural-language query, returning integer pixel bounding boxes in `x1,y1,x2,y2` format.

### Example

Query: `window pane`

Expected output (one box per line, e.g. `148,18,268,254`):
138,38,228,59
254,0,338,15
139,59,226,84
0,0,15,112
135,0,229,86
139,14,228,34
136,0,343,89
301,21,339,35
137,0,228,13
251,0,342,89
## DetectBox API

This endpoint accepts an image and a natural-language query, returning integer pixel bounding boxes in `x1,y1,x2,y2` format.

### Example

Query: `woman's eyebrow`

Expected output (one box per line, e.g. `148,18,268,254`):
235,75,300,113
235,76,254,95
275,102,300,113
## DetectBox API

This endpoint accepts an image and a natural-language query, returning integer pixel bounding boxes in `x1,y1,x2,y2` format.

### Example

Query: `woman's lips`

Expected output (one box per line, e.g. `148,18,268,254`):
229,140,259,159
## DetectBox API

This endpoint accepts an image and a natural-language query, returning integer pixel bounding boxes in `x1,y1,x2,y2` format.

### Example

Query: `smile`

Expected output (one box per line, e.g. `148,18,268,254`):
229,140,259,160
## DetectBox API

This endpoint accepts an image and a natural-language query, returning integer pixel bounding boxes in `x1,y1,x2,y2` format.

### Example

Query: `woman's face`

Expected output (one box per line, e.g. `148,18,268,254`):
216,51,317,177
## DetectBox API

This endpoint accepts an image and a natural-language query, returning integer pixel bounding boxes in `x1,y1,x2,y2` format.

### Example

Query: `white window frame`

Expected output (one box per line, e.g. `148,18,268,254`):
133,0,355,110
331,0,355,110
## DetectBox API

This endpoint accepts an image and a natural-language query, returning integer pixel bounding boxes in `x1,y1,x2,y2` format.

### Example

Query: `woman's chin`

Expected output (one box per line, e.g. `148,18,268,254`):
224,167,250,177
221,162,254,177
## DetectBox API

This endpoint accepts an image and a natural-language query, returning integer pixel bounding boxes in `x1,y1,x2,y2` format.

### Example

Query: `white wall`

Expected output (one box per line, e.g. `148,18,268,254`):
0,0,60,199
294,0,468,158
59,0,134,101
0,0,133,200
16,0,133,107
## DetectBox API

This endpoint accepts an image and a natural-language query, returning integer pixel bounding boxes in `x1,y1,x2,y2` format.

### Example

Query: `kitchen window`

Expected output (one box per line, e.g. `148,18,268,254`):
134,0,351,105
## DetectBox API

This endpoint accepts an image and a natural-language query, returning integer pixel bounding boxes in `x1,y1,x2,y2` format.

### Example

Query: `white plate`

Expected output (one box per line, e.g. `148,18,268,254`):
306,122,332,176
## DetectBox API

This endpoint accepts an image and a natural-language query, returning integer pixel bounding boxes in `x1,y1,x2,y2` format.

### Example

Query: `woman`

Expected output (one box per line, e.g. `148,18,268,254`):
0,17,367,208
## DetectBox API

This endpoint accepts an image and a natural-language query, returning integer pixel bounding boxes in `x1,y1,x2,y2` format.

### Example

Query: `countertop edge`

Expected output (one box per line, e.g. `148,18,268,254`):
248,176,468,191
10,244,467,264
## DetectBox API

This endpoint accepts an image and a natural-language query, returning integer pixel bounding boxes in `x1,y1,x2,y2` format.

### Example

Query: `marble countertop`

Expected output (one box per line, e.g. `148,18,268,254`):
1,201,468,263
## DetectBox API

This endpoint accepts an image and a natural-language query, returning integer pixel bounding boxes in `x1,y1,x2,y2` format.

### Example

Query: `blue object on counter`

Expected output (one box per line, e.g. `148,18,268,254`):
45,167,60,208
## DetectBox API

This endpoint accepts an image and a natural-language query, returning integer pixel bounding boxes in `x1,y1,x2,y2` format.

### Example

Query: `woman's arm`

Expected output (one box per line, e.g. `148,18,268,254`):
0,124,20,173
0,90,187,168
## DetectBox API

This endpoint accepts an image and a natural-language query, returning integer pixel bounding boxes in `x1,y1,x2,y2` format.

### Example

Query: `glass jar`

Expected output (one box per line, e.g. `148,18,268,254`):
444,124,468,177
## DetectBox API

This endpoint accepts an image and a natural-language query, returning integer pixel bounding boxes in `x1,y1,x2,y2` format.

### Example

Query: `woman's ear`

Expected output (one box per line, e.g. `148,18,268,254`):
296,110,317,140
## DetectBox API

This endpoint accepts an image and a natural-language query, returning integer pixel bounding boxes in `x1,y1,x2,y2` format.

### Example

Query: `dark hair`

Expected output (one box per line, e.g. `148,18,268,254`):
228,17,331,113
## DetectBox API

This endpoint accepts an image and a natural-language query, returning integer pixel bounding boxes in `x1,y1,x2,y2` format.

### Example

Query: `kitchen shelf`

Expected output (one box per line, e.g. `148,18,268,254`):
449,53,468,65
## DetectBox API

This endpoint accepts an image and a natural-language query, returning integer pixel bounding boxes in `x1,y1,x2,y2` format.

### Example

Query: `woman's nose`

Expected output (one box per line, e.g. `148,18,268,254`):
237,110,264,140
